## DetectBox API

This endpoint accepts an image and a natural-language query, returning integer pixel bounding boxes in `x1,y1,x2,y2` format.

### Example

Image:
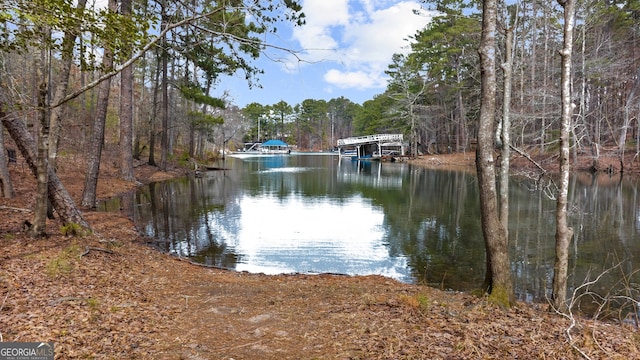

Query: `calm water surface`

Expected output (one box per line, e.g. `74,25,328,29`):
124,154,640,303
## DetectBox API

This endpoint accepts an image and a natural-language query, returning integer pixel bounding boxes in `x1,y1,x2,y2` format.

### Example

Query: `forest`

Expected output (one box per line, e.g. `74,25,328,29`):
1,0,640,308
1,2,640,356
0,1,638,166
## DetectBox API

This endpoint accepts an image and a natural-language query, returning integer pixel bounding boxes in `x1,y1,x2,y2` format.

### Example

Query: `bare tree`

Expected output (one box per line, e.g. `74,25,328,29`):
0,125,14,198
477,0,514,306
552,0,576,313
49,0,88,171
31,26,51,237
386,53,428,158
619,65,640,172
81,0,116,208
499,4,518,237
160,0,169,171
119,0,135,182
148,51,161,167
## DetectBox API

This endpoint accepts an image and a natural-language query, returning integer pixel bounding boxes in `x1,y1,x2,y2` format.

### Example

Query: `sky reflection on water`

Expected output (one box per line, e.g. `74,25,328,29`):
128,154,640,305
233,194,409,280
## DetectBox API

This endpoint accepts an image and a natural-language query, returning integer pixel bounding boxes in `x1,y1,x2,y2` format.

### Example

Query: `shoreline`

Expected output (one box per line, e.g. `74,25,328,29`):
1,153,638,358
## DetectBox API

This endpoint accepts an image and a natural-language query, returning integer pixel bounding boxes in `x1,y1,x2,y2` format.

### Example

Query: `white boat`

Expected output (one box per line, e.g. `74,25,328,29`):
230,140,291,157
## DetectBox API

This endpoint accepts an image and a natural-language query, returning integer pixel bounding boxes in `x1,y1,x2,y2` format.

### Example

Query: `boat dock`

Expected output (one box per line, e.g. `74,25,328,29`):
336,134,407,161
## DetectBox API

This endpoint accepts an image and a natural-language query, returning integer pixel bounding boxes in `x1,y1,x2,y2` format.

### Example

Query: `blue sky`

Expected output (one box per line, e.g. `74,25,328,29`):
216,0,435,108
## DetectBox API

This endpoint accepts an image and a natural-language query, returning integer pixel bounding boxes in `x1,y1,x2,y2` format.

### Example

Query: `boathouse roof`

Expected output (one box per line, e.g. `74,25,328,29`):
262,140,288,147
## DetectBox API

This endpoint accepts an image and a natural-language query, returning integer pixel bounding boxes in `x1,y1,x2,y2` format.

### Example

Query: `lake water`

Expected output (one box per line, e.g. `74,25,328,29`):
120,153,640,305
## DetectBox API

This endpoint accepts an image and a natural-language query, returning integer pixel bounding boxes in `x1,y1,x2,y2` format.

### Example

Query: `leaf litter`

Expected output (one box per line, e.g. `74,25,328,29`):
0,153,639,359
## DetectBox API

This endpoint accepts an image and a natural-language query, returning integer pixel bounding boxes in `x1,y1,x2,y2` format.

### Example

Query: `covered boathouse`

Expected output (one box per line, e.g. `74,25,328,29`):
336,134,407,161
260,139,291,154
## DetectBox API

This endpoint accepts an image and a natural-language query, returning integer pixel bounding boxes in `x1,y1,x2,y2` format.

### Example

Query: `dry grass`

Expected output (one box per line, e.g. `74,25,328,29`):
1,150,639,359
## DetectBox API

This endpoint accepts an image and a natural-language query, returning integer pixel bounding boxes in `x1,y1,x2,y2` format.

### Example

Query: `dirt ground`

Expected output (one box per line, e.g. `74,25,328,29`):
1,150,639,359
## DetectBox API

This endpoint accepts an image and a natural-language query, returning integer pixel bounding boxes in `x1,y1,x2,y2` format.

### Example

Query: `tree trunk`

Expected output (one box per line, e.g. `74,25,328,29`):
32,78,49,237
133,54,145,161
579,21,596,169
189,120,196,158
49,0,88,171
477,0,513,307
31,28,51,237
0,121,15,198
160,43,169,171
540,6,550,153
529,0,538,150
500,22,516,238
553,0,576,314
411,104,417,158
148,51,161,167
81,0,116,208
1,112,90,230
160,0,169,171
119,0,135,182
455,60,467,152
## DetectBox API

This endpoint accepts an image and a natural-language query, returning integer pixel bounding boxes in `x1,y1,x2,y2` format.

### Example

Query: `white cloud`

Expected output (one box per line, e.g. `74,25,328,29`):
284,0,350,64
289,0,434,91
324,69,386,89
301,0,351,27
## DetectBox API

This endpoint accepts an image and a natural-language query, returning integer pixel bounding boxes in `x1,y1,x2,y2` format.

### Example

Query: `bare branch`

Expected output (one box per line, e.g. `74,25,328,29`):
509,144,548,176
549,257,638,359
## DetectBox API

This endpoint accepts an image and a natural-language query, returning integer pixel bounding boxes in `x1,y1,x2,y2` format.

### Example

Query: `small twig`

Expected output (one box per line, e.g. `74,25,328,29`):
49,296,87,306
216,340,263,352
0,205,31,212
0,287,9,313
80,246,114,257
183,295,194,309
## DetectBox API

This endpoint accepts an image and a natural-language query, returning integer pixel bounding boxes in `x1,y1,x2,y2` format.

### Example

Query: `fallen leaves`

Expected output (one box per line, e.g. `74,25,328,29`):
1,153,639,359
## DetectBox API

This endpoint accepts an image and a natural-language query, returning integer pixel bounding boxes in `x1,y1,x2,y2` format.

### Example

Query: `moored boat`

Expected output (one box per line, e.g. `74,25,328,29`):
230,139,291,157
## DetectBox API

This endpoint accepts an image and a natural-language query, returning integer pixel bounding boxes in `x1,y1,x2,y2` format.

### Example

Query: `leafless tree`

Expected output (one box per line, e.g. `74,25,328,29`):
552,0,576,313
119,0,135,182
80,0,116,208
0,125,14,198
477,0,514,306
